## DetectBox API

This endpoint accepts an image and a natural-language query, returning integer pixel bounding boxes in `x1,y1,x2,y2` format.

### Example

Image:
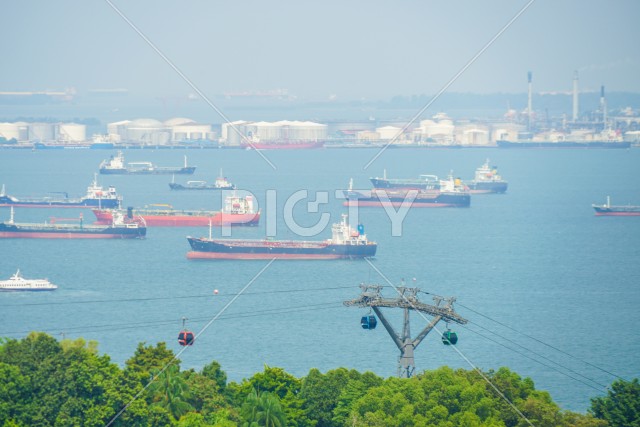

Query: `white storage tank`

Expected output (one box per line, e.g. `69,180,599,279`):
29,123,55,141
164,117,195,127
126,118,169,144
249,121,280,141
107,120,131,140
376,125,402,140
0,122,28,141
288,121,327,140
460,127,489,146
170,123,212,141
57,123,87,142
221,120,248,145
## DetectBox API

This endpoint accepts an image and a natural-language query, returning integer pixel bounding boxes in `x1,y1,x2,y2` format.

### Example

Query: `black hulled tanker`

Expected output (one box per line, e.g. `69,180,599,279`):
187,215,376,260
0,176,121,209
346,174,470,208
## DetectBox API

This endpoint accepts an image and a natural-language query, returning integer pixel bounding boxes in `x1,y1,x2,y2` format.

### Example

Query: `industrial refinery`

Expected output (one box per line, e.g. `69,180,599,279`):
1,71,639,149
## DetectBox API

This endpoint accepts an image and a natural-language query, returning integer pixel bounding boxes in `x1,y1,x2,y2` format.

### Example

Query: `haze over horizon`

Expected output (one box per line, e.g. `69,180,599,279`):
3,0,640,103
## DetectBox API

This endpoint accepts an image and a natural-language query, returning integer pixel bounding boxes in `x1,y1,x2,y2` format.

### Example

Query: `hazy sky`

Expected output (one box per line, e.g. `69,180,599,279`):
3,1,639,101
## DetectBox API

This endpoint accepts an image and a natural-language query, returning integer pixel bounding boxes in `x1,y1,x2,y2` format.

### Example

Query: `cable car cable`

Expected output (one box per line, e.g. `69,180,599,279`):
0,284,357,308
363,259,534,426
460,324,607,393
0,300,343,337
105,257,276,427
463,321,610,389
458,302,624,380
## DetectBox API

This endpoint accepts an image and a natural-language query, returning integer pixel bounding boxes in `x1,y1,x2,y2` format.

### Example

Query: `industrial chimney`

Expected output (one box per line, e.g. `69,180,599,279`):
600,85,607,128
572,71,579,122
527,71,533,131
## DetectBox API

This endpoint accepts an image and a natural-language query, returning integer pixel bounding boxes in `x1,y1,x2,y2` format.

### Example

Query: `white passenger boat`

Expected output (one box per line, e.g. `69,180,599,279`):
0,270,57,291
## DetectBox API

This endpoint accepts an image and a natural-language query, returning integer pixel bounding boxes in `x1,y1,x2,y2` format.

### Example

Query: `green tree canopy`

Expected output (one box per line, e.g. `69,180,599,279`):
0,333,634,427
147,364,194,421
125,342,178,384
241,388,287,427
232,365,313,426
591,378,640,426
0,333,148,426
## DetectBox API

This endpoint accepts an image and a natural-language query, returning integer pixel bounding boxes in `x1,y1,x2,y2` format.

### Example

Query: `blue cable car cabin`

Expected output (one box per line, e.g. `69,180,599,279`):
442,330,458,345
361,315,377,330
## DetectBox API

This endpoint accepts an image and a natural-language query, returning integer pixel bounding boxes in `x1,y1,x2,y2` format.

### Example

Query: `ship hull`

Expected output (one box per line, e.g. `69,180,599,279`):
187,252,347,260
344,190,470,208
0,223,146,239
92,209,260,227
187,237,377,260
0,197,120,209
593,208,640,216
497,140,631,149
100,167,196,175
464,181,508,194
169,183,235,191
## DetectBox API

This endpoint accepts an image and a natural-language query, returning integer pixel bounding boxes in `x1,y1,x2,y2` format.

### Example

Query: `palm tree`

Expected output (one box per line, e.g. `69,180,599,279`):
148,364,194,420
241,388,286,427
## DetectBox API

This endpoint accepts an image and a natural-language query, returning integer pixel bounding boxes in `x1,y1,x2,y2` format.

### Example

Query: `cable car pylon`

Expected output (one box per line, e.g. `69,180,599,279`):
344,283,468,378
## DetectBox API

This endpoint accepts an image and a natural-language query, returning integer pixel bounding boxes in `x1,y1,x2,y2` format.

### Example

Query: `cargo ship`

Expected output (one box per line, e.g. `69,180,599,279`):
346,176,470,208
463,160,508,194
0,208,146,239
0,270,57,291
369,171,440,190
0,176,121,208
169,170,235,190
369,162,506,194
186,214,376,260
496,140,630,149
497,128,631,149
592,196,640,216
99,151,196,175
92,195,259,227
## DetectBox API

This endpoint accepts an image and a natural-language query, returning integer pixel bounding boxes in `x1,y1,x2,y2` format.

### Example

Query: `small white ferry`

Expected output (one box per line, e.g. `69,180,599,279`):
0,270,57,291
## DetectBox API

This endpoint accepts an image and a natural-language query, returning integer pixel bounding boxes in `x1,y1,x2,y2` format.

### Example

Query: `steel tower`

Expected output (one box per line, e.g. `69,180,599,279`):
344,283,468,378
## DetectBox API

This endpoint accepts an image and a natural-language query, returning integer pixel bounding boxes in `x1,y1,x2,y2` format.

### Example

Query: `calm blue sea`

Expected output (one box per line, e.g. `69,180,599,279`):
1,147,639,413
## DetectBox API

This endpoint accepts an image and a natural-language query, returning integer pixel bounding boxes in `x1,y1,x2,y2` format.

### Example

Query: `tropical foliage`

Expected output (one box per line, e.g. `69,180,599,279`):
0,333,634,426
590,378,640,426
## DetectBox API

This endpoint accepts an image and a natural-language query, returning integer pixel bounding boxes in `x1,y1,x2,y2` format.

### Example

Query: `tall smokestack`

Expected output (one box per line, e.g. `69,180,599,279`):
572,70,579,122
527,71,533,130
600,85,607,127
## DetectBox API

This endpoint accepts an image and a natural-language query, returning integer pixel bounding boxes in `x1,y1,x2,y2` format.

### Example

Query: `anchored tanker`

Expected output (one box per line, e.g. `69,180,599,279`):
0,176,121,209
92,195,259,227
99,151,196,175
187,214,376,260
0,208,146,239
369,160,506,195
592,196,640,216
463,160,508,194
169,170,236,190
346,175,470,208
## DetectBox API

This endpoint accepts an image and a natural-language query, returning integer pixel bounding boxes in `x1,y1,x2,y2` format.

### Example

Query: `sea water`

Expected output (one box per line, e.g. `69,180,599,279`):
1,147,639,413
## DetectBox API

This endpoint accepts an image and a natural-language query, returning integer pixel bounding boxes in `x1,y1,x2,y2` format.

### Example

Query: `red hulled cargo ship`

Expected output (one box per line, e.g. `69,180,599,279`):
92,195,259,227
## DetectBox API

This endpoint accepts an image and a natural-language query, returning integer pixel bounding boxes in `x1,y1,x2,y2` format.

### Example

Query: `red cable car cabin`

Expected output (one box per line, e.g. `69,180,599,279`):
178,330,195,346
